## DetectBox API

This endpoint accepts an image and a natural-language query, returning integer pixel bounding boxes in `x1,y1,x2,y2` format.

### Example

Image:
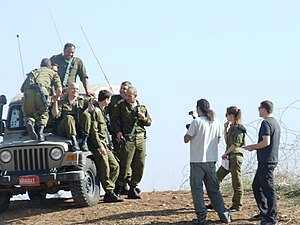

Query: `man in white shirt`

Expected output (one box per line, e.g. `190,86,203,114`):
184,99,231,225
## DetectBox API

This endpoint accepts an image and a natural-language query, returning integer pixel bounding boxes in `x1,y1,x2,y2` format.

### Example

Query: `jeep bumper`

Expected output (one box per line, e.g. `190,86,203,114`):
0,171,84,185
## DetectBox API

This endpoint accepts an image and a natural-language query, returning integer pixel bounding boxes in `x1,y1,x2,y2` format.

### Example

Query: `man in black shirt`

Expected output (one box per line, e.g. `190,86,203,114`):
245,100,280,225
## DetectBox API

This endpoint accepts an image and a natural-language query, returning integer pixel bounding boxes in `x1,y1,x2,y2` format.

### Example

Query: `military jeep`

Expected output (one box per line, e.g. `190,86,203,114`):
0,84,117,212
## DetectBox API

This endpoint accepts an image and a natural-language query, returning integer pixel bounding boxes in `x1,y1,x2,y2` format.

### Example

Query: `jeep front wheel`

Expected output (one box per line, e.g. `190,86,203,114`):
70,158,100,207
0,192,10,213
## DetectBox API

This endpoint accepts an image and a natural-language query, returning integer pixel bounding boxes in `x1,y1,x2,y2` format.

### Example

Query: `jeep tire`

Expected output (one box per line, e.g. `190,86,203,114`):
0,192,10,213
70,158,100,207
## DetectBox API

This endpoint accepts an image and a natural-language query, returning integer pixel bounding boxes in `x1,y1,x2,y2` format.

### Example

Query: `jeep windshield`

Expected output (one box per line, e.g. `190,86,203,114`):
6,104,25,131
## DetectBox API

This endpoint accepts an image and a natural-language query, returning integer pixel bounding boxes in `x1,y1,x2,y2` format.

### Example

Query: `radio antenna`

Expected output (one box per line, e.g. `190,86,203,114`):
80,25,114,93
49,10,63,47
16,34,26,80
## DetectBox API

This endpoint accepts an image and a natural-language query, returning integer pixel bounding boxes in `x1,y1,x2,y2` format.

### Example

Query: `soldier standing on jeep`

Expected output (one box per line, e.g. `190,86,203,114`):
20,58,62,141
50,42,92,96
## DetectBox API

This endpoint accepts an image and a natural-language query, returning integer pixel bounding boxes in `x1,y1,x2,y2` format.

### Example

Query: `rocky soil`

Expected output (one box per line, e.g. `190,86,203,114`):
1,190,300,225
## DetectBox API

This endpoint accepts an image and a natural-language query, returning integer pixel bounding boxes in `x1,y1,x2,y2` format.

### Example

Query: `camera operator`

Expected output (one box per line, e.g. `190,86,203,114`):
183,98,231,224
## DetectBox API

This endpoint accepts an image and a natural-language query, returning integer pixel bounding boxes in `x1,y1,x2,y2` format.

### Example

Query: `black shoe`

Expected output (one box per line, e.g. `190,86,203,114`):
249,213,265,221
81,143,89,151
192,218,207,225
120,185,129,195
37,125,45,141
128,186,142,199
205,204,214,211
135,186,141,194
26,121,38,140
81,134,89,151
71,136,80,151
220,211,231,223
258,220,278,225
228,206,240,213
103,192,124,203
114,186,122,196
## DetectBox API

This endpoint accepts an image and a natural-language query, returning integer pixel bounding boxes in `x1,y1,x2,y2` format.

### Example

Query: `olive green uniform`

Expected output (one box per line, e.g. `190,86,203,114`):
50,54,88,88
54,96,92,137
111,100,152,187
217,124,246,210
21,67,61,126
89,108,119,193
106,95,124,156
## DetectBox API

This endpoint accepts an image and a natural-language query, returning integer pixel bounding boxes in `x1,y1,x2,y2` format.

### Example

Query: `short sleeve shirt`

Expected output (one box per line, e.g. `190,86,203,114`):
257,117,281,163
186,116,221,163
50,54,88,87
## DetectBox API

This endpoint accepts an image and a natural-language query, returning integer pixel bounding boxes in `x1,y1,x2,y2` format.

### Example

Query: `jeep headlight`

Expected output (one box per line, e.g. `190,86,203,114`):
0,150,12,163
50,147,63,161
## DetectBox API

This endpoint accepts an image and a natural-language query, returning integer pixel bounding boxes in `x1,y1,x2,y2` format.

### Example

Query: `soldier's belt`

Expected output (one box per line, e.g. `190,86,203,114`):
124,132,145,137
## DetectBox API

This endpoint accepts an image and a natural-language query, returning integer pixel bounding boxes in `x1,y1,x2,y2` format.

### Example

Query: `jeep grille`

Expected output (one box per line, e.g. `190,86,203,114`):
13,147,49,170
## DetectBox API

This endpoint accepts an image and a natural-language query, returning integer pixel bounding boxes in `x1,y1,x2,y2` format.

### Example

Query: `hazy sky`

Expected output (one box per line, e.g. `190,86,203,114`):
1,1,300,191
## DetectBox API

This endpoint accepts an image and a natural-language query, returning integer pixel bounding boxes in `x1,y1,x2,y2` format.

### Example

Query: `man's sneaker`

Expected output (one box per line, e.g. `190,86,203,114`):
228,206,240,213
257,220,278,225
192,218,207,225
250,213,265,221
220,211,231,223
205,203,214,211
103,192,124,203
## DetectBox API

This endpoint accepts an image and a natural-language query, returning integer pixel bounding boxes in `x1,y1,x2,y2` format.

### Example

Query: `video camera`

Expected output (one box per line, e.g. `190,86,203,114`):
186,111,196,129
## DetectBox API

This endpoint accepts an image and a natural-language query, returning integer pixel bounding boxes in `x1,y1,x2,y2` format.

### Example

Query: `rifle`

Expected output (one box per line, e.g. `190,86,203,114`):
119,138,128,152
31,72,48,109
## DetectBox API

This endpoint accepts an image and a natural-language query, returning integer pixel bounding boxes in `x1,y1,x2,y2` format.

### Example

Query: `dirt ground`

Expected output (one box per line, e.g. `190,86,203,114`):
1,190,300,225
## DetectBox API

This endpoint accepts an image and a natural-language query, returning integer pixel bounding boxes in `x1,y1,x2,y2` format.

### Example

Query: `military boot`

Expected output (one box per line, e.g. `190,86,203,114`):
103,192,124,203
120,184,129,195
114,186,122,196
71,135,80,151
26,120,38,140
81,134,89,151
37,125,46,141
128,186,142,199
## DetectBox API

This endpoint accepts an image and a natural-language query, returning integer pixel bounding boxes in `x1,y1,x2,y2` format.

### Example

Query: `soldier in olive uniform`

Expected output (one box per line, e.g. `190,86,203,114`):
51,82,92,151
50,42,92,96
89,90,124,203
21,58,62,141
106,81,132,195
111,86,152,199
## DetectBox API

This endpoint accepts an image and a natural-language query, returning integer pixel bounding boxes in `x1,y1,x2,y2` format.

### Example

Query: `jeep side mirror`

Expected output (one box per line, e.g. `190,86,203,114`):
0,95,7,105
0,95,7,135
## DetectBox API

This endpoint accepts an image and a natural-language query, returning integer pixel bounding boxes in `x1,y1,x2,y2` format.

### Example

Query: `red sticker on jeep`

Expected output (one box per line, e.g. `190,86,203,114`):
19,175,40,186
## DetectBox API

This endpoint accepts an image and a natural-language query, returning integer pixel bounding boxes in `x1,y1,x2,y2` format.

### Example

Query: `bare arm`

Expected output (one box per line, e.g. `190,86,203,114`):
244,135,270,151
222,144,236,159
51,99,60,118
82,77,94,96
55,87,62,100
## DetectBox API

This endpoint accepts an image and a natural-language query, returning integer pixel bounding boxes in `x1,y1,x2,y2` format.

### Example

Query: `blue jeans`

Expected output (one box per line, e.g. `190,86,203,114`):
190,162,228,220
252,163,278,223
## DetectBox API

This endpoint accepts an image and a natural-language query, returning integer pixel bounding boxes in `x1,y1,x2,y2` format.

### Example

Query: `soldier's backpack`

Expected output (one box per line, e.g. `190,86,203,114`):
20,69,39,92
